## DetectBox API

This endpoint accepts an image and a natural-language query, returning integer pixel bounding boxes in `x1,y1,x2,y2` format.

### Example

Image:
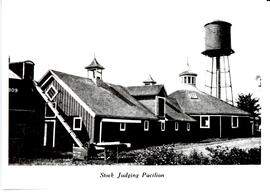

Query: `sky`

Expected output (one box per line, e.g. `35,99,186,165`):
2,0,269,101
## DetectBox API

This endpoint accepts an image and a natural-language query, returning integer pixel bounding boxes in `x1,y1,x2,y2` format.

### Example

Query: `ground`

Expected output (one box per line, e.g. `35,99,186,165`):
10,137,261,165
173,137,261,155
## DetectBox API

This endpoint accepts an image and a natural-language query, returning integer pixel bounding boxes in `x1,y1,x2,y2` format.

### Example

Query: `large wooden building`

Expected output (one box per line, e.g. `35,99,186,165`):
34,58,194,152
8,58,252,158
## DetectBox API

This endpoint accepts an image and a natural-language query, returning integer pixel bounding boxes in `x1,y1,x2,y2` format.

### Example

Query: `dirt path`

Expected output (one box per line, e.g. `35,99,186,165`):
173,137,261,155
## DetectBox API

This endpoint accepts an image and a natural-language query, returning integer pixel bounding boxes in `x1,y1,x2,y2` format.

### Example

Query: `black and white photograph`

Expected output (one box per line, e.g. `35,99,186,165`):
1,0,269,191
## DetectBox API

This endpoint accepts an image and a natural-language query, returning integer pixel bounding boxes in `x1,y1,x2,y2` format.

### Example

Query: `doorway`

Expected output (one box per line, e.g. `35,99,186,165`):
43,120,56,148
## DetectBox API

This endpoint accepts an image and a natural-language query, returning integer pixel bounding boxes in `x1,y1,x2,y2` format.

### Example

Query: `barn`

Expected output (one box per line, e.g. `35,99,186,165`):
34,58,194,155
8,58,252,159
169,69,252,140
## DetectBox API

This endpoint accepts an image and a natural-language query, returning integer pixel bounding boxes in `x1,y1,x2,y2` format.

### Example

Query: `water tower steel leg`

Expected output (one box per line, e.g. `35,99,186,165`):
216,56,221,99
227,56,234,105
223,56,228,103
210,57,214,95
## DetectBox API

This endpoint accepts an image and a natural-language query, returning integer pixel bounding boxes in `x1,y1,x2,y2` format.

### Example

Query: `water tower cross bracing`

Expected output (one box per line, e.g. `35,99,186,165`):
202,20,234,105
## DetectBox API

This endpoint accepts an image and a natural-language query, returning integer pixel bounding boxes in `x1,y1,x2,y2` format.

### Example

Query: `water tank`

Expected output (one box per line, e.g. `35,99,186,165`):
202,20,234,57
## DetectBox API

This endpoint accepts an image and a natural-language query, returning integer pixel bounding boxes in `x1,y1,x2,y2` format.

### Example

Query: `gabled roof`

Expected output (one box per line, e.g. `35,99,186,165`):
126,84,167,97
48,70,157,120
39,70,195,122
85,58,105,70
169,85,249,116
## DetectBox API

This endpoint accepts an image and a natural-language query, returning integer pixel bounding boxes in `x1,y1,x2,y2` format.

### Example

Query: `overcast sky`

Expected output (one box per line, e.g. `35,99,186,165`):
3,0,269,100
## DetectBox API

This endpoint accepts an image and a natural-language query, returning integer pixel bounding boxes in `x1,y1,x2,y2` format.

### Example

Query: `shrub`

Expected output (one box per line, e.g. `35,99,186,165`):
133,145,211,165
186,150,210,165
247,147,261,164
206,146,261,165
133,145,261,165
134,145,178,165
206,145,232,164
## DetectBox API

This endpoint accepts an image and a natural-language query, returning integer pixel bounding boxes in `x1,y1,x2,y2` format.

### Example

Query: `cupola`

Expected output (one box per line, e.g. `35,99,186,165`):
143,75,157,86
85,57,105,83
179,60,197,86
179,70,197,86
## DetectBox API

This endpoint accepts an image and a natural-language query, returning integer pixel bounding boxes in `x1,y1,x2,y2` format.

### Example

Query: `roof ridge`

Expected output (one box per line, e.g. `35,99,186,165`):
127,84,164,88
51,69,96,83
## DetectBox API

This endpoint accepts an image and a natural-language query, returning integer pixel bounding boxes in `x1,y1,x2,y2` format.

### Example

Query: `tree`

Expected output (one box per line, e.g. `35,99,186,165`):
236,93,261,119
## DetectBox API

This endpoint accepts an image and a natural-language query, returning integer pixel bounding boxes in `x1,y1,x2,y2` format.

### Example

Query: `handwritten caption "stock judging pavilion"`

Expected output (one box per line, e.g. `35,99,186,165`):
100,172,165,179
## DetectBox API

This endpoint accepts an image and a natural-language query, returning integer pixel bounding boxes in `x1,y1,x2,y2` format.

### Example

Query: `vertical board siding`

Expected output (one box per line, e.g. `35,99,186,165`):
44,78,94,142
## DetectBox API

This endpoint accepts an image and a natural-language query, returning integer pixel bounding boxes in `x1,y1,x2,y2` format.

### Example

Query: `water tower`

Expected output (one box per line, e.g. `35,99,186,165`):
202,20,234,105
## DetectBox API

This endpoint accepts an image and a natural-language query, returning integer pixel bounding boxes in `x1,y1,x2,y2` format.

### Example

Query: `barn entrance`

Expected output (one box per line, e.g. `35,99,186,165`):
43,120,56,148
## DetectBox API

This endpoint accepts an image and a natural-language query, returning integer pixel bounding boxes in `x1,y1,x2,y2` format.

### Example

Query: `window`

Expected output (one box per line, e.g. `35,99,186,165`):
45,102,56,118
175,122,179,131
156,97,166,117
187,123,190,132
144,120,149,131
161,121,165,131
45,85,58,101
200,116,210,128
73,117,82,131
191,77,194,84
232,116,239,128
184,77,187,83
188,76,191,84
189,92,198,99
193,78,196,85
120,123,126,131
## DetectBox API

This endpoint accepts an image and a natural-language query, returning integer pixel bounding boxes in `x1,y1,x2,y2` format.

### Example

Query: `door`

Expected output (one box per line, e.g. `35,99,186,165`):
43,120,56,148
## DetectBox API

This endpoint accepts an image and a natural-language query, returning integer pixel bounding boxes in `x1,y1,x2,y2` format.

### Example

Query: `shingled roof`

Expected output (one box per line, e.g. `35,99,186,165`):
169,85,249,116
50,70,157,120
166,97,195,122
126,84,166,97
40,70,194,122
126,84,193,121
85,58,105,70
